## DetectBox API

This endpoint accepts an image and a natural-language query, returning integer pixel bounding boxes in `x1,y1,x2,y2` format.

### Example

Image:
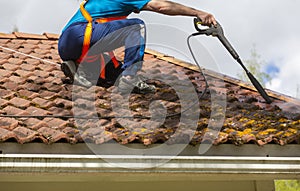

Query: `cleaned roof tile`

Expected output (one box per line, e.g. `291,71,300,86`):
2,105,25,115
9,97,31,109
13,32,48,40
25,106,50,116
9,75,27,84
2,63,20,71
43,33,59,40
0,69,13,77
0,33,16,39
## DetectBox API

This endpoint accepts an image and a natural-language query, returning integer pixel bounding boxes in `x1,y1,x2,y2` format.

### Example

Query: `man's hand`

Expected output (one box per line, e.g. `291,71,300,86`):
197,11,217,26
143,0,217,26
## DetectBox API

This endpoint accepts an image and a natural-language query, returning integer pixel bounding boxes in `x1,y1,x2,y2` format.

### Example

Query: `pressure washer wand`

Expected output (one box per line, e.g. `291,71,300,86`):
192,18,272,104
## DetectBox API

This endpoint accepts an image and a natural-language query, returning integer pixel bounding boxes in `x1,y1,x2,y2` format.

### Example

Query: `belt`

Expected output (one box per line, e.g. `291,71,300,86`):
95,16,127,24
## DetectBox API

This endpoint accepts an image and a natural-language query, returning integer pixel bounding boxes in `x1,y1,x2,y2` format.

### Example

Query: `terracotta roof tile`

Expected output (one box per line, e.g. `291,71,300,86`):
24,39,41,45
13,32,48,40
13,126,47,144
42,118,69,129
0,89,16,100
14,69,32,78
0,69,13,77
34,48,51,55
0,128,17,142
32,70,50,78
25,106,50,116
2,106,25,115
23,58,40,65
3,82,21,93
2,63,20,71
21,43,39,50
54,98,73,109
48,107,73,117
20,63,36,71
31,97,55,109
0,118,19,131
0,32,300,146
39,90,59,100
9,75,27,84
0,33,16,39
0,51,12,60
37,126,71,143
10,39,26,45
0,98,9,108
9,97,31,109
17,89,39,100
22,118,48,130
43,33,59,40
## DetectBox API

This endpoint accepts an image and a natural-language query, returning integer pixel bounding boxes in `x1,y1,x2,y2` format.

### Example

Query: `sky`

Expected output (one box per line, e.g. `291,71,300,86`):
0,0,300,98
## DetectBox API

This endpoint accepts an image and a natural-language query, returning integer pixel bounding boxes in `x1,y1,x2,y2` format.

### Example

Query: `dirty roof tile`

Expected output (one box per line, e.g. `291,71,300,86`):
0,128,17,142
22,118,48,130
42,118,69,129
0,118,19,131
13,126,47,144
38,126,72,143
31,97,55,109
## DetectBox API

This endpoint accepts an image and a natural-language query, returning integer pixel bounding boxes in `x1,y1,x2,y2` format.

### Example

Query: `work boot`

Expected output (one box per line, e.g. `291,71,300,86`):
118,75,156,94
61,61,92,87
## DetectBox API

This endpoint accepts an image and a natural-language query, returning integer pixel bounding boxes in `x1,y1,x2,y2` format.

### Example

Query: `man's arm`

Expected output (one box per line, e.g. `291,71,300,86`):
142,0,217,26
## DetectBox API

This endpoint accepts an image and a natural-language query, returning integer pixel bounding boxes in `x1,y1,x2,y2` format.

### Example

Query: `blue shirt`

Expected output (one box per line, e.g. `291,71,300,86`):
62,0,151,32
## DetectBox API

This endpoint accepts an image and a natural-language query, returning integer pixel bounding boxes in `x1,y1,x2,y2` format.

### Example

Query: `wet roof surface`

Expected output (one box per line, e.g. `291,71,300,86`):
0,32,300,146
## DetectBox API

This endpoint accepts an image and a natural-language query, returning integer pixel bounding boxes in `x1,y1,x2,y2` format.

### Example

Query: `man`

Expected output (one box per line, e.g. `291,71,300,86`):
58,0,217,93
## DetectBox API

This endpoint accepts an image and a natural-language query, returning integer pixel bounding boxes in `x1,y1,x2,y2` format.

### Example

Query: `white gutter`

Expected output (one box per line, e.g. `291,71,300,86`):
1,154,300,177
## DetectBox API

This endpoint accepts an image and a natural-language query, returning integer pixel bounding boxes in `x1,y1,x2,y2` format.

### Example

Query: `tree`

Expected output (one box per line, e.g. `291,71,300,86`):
11,25,19,33
275,180,300,191
237,45,272,87
296,84,300,99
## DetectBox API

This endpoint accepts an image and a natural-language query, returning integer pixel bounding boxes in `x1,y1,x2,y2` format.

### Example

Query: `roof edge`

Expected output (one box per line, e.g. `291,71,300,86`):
0,32,59,40
2,143,300,157
0,33,17,39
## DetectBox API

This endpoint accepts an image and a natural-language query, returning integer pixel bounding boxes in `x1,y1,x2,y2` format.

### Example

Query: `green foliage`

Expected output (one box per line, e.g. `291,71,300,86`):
237,45,272,87
11,25,19,33
275,180,300,191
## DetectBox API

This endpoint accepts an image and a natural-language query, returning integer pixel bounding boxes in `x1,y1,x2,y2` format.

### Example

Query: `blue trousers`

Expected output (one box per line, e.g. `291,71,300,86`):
58,18,146,76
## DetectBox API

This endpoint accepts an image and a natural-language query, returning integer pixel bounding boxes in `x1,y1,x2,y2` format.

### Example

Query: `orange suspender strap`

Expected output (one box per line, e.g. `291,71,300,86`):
99,54,106,79
108,51,121,68
78,0,93,63
78,0,126,79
